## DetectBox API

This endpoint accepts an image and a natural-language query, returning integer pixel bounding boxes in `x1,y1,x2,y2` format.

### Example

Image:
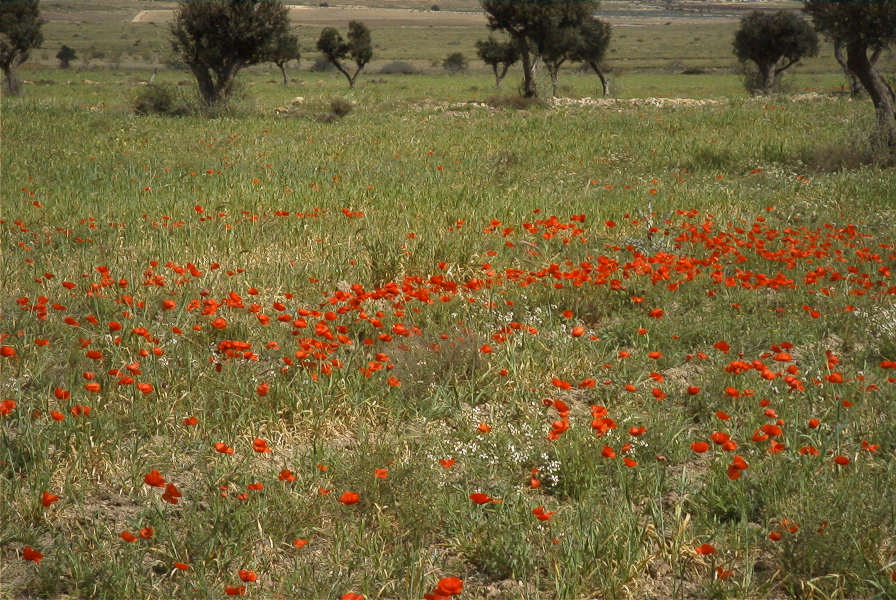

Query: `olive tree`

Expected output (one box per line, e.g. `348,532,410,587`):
270,30,299,86
733,10,818,94
476,36,519,88
316,21,371,88
480,0,599,98
525,12,612,98
170,0,290,106
569,16,611,96
0,0,43,96
56,44,76,69
805,1,896,152
539,16,581,97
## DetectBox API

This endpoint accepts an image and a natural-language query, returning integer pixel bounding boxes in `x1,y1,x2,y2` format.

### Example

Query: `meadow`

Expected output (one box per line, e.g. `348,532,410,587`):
2,1,896,599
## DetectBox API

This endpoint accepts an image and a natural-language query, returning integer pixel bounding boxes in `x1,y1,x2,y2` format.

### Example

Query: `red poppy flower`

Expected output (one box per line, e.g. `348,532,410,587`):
695,543,716,555
120,531,137,542
340,594,363,600
477,422,491,433
252,438,271,453
22,546,43,562
438,458,455,468
292,539,308,548
469,492,493,505
338,491,360,505
162,483,182,504
278,469,296,482
214,442,234,454
224,585,246,596
833,455,850,465
139,527,154,539
238,569,257,582
373,468,388,479
70,405,91,417
435,576,464,596
691,441,710,453
532,505,556,521
41,491,61,507
173,561,190,570
144,469,165,487
183,416,198,426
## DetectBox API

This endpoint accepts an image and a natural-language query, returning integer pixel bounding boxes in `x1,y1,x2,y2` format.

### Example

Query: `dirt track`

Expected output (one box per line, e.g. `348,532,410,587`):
132,4,745,26
133,6,488,26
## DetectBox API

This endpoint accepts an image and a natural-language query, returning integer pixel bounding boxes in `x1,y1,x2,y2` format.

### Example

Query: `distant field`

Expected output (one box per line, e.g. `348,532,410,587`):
28,0,893,83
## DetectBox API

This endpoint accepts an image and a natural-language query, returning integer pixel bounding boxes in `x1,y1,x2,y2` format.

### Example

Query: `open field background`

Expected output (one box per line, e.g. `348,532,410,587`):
2,1,896,599
27,0,895,82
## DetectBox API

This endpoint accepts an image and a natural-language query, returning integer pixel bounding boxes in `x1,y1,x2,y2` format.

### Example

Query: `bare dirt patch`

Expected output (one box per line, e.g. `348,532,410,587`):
133,6,487,26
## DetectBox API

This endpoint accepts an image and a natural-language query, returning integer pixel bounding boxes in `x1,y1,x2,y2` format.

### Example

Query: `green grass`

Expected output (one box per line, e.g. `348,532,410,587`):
2,6,896,599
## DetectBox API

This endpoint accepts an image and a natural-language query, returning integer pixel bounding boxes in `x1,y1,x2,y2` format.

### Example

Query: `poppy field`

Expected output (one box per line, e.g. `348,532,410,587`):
2,71,896,599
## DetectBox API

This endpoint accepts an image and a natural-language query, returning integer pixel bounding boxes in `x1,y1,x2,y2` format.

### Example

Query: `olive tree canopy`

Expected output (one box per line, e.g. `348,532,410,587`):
804,1,896,152
170,0,291,106
732,10,818,94
0,0,44,96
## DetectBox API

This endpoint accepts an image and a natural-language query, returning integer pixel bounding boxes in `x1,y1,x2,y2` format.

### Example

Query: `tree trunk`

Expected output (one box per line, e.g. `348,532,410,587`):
191,64,218,105
834,39,862,98
758,62,775,94
332,60,354,88
846,39,896,151
497,63,511,89
547,63,560,98
589,62,609,97
2,64,21,96
279,63,288,86
492,64,500,88
520,49,537,98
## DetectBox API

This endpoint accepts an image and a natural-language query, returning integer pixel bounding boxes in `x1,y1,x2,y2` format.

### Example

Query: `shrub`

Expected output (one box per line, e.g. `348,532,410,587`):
487,94,546,110
442,52,467,74
328,97,353,118
378,61,418,75
132,83,190,116
309,56,334,72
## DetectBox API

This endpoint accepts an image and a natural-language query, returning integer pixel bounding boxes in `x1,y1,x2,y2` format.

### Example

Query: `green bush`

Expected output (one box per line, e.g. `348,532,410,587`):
378,61,418,75
442,52,468,74
132,83,191,116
